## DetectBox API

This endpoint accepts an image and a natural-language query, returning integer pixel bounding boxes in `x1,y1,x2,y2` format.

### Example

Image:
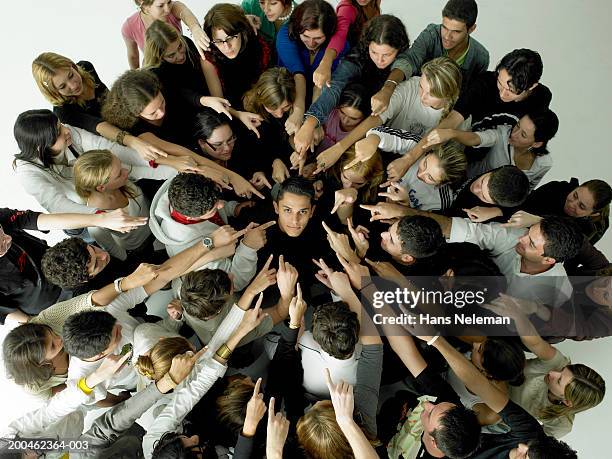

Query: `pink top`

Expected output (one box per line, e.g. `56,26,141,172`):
318,108,350,152
327,0,358,54
121,11,183,50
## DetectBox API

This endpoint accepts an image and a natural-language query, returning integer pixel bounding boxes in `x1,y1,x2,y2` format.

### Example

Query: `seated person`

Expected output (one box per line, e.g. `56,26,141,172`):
0,207,144,321
149,173,272,291
428,108,559,191
446,165,530,222
511,178,611,245
402,0,489,90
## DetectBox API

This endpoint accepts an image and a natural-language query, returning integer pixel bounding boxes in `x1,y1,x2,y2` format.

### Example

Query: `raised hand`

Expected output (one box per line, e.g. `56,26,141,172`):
131,137,168,161
463,206,503,223
266,397,290,459
313,143,344,175
501,210,542,229
236,111,263,139
243,377,267,437
246,253,277,296
422,128,454,150
386,155,412,182
277,254,299,300
371,87,393,117
243,221,276,250
322,221,360,263
238,292,269,335
360,201,410,222
230,173,265,199
331,188,358,214
200,96,232,119
378,181,410,206
210,224,241,248
313,257,353,299
123,263,161,290
289,283,307,328
344,135,379,170
250,171,273,190
336,252,370,290
347,217,369,258
272,158,290,184
97,208,148,233
324,368,354,422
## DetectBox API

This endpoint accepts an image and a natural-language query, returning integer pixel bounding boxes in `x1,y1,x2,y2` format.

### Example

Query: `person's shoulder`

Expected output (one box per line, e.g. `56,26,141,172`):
122,11,141,32
532,83,553,106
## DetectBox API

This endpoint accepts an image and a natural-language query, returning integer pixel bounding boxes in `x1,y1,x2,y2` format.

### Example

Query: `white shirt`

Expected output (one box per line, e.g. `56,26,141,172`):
299,331,361,399
449,218,573,307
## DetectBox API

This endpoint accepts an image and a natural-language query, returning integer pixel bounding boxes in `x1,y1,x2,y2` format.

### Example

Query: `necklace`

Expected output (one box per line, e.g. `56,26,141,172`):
277,3,294,22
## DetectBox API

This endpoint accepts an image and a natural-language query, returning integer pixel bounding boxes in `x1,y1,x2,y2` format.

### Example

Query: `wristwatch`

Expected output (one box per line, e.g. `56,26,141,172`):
202,236,214,250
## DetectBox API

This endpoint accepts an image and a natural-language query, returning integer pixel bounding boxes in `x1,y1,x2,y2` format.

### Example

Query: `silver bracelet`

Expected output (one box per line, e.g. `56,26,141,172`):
385,79,399,87
114,277,125,294
427,334,441,346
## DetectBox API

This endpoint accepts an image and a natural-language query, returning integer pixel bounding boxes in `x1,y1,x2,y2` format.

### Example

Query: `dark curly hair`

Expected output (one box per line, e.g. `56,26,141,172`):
168,173,222,217
430,404,481,458
312,301,359,360
41,237,91,289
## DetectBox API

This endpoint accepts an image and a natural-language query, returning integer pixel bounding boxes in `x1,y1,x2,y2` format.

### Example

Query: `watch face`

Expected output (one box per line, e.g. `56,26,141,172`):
203,237,213,248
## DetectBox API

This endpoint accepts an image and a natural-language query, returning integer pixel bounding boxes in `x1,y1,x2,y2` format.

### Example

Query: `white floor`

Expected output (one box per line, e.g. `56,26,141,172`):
0,1,610,457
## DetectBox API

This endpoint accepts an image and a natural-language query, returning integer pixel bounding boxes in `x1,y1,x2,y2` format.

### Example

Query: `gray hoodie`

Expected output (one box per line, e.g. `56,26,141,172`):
149,179,258,291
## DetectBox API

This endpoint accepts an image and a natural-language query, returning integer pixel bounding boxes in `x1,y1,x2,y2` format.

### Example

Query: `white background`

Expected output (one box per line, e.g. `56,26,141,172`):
0,1,610,456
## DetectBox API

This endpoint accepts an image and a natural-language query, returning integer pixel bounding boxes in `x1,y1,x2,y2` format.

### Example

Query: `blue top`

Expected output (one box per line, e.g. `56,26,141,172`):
276,23,349,83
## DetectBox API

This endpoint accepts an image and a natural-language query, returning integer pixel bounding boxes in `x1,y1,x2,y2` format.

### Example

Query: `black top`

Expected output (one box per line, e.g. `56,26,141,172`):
454,71,552,131
204,35,272,108
53,61,108,134
72,254,138,297
0,209,61,320
521,177,609,244
130,98,193,148
472,400,545,459
150,37,210,115
238,115,293,176
444,176,516,222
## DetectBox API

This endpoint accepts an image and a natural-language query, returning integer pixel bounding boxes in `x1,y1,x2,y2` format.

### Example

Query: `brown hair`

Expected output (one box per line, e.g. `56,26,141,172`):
2,324,55,387
242,67,296,119
143,19,192,68
331,144,384,203
135,336,192,381
216,376,254,436
203,4,253,61
73,149,139,200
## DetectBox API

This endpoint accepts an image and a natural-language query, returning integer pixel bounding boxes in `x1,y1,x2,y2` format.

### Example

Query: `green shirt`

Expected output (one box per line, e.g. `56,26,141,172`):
241,0,296,44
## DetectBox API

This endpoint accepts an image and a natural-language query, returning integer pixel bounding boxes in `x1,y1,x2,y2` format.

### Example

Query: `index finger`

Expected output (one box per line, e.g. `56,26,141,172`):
359,204,377,213
268,397,276,420
263,253,274,270
254,292,264,313
194,346,207,361
296,282,302,303
324,367,334,390
343,157,361,170
335,252,350,271
232,225,253,240
252,377,262,397
317,258,332,275
259,220,276,231
321,221,334,236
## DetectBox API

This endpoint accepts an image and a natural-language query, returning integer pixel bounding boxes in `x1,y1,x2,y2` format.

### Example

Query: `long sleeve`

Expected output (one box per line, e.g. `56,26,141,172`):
81,382,164,446
6,382,90,437
88,225,127,260
31,292,95,332
142,359,227,458
0,209,41,232
276,24,305,74
355,343,383,438
396,23,439,78
449,218,522,257
15,163,95,214
203,304,245,358
369,125,421,154
326,1,358,55
228,242,258,291
304,57,361,125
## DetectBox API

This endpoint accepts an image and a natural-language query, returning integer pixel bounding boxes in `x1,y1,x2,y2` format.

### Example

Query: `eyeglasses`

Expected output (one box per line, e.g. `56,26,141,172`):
211,34,239,47
205,135,237,151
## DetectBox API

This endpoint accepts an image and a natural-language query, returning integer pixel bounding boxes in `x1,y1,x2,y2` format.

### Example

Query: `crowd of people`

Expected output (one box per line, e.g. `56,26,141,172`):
0,0,610,457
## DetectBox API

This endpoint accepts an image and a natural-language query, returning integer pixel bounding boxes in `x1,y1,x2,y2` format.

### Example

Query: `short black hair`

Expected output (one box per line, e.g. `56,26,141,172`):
42,237,91,289
275,176,315,202
431,404,481,458
312,301,359,360
527,435,578,459
180,269,233,320
527,108,559,155
193,107,232,144
487,166,529,207
397,216,445,258
168,173,221,217
152,431,197,459
62,310,117,360
442,0,478,29
482,338,526,386
539,216,584,262
496,48,543,93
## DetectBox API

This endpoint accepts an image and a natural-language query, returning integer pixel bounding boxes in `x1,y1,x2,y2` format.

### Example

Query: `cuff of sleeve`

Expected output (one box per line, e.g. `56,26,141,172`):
448,217,469,243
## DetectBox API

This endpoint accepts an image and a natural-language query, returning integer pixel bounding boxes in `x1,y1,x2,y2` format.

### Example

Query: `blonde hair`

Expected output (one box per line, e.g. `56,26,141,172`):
101,69,162,130
426,140,467,185
331,144,384,203
297,401,354,459
32,52,96,107
420,56,463,120
242,67,296,119
74,150,138,200
540,364,606,421
143,20,191,68
135,336,192,381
